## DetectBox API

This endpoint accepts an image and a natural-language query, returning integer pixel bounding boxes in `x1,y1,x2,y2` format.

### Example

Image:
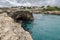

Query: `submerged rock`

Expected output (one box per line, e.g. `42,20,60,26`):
0,13,33,40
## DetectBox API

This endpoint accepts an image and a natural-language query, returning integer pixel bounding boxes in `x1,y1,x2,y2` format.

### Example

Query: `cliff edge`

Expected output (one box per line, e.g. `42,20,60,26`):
0,12,33,40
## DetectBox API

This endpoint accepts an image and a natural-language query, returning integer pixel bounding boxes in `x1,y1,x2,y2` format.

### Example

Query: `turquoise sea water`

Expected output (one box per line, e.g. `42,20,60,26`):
23,14,60,40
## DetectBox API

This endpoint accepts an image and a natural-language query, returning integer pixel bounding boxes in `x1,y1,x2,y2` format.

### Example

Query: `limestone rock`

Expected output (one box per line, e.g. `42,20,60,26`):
0,13,33,40
7,11,34,22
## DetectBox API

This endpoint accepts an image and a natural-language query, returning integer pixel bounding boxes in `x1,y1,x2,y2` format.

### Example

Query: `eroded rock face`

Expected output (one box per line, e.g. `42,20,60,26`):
7,11,34,22
0,13,33,40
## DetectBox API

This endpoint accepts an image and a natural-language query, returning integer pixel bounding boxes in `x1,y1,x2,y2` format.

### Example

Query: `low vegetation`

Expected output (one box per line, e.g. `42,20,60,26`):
42,6,60,11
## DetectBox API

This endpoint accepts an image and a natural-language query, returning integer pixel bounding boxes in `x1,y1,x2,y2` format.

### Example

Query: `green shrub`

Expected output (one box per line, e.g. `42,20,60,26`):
42,6,60,11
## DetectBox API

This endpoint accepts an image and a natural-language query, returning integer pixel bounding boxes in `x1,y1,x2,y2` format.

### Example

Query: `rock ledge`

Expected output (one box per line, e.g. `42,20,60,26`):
0,13,33,40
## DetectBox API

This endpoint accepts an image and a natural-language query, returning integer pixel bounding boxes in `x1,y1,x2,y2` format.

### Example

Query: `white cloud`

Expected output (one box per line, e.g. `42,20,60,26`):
22,2,32,6
46,0,56,6
0,0,60,7
3,0,32,6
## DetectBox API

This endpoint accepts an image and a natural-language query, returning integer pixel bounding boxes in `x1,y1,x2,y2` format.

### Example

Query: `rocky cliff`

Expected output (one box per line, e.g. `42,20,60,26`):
7,11,33,22
0,11,33,40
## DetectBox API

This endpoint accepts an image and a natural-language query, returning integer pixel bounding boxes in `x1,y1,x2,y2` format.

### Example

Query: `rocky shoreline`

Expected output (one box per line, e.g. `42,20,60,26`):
0,7,60,15
31,11,60,15
0,7,60,40
0,10,33,40
40,11,60,15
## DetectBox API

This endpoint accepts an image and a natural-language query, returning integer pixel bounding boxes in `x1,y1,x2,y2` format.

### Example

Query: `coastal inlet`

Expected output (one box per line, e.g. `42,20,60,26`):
22,14,60,40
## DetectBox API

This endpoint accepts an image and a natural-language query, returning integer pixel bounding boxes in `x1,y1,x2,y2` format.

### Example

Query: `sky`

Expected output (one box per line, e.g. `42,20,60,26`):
0,0,60,7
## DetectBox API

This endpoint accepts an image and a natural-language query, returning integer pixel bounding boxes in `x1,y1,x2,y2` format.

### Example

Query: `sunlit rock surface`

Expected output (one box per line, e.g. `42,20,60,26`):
0,13,33,40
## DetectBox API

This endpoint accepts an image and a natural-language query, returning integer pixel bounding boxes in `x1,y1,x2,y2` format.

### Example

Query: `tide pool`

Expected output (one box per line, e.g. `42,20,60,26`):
23,14,60,40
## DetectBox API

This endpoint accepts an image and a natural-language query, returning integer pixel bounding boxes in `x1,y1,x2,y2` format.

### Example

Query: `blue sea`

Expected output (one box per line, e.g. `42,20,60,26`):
23,14,60,40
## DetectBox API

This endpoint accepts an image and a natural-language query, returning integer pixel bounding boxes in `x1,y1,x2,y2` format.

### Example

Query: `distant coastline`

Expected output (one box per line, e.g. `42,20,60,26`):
0,6,60,15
